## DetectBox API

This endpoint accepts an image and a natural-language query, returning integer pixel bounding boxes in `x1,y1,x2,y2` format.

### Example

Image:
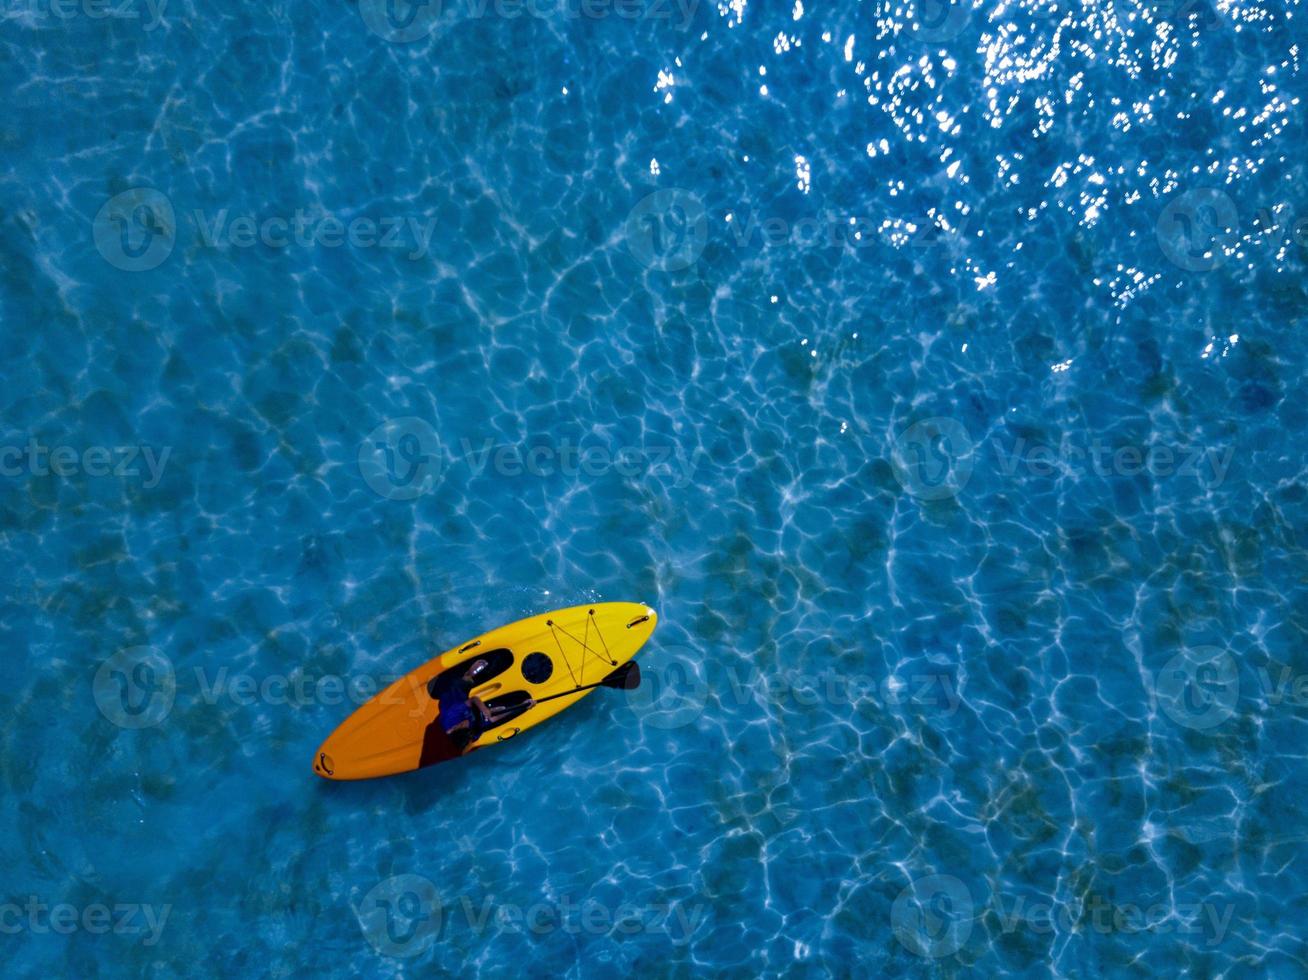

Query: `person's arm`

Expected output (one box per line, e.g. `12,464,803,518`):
489,698,535,718
470,696,494,724
470,696,537,722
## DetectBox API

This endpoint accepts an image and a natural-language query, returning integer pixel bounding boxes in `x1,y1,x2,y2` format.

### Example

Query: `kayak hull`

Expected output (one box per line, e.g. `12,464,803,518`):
313,601,657,780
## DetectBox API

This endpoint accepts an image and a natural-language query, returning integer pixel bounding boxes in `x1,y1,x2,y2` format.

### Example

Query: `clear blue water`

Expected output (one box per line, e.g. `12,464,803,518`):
2,0,1307,976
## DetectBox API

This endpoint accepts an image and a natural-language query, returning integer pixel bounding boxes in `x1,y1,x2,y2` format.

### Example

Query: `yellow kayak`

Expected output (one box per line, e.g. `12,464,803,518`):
313,601,658,780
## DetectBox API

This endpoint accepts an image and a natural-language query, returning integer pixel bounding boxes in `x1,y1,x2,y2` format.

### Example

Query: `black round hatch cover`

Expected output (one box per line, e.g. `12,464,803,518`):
522,652,553,684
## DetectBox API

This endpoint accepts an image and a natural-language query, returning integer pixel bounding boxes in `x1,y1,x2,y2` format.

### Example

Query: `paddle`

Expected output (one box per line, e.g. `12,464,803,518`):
530,662,642,705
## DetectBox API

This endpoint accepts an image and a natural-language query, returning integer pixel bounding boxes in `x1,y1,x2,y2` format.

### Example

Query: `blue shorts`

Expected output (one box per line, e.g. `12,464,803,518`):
439,690,475,733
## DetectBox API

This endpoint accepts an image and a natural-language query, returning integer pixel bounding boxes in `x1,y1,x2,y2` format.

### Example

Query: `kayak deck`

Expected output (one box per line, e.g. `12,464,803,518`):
313,601,657,780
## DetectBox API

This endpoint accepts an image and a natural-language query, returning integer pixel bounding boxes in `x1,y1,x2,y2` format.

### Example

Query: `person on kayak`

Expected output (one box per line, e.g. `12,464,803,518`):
437,659,532,746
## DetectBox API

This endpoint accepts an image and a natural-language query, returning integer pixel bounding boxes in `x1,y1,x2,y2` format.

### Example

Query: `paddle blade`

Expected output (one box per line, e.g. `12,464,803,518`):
604,662,641,691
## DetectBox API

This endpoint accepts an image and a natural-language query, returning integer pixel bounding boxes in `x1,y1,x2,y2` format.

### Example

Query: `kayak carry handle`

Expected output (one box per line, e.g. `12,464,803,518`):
460,640,481,653
497,728,521,742
626,615,650,629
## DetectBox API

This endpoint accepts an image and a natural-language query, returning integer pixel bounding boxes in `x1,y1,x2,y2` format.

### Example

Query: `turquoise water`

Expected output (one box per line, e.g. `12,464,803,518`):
3,0,1308,975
